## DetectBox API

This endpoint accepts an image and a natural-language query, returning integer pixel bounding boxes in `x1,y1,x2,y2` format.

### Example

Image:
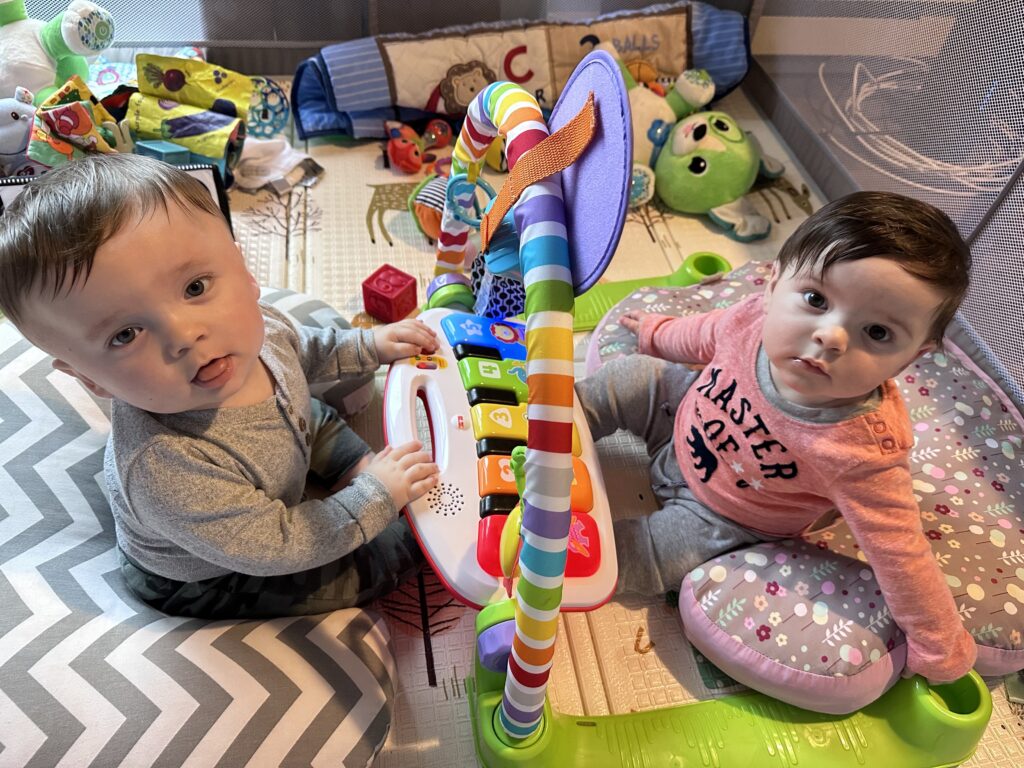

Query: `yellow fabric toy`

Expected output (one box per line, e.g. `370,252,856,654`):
127,54,253,169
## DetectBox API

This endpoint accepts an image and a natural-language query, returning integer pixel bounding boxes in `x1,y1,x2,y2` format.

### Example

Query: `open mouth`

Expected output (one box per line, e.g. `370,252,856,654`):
192,356,234,389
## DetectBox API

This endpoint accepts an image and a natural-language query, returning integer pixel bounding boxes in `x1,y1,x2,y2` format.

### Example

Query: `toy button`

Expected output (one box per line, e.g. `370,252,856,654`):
471,403,528,442
480,494,519,517
458,357,528,402
488,319,525,348
407,353,447,369
569,456,593,515
441,312,526,361
477,514,508,577
442,312,486,346
476,437,524,457
467,387,518,407
478,455,517,497
565,513,600,578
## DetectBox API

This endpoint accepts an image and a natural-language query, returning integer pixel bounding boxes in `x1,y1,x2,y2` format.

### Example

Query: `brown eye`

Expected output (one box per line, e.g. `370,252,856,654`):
803,290,827,309
867,325,891,342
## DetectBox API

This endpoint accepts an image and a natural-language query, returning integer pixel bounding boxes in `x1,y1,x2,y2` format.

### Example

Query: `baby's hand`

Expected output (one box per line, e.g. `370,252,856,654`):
619,310,643,334
364,440,438,511
900,666,951,687
373,319,439,364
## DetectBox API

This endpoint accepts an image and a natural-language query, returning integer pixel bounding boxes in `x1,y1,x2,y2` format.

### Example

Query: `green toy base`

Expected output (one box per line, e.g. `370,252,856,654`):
571,251,730,332
469,602,992,768
469,672,991,768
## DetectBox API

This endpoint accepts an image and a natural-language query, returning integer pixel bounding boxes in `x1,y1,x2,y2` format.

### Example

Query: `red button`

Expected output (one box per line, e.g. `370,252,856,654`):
565,513,601,577
477,514,508,577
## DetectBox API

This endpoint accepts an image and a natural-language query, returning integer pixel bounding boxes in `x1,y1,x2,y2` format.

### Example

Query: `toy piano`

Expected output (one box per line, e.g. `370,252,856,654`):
384,308,617,610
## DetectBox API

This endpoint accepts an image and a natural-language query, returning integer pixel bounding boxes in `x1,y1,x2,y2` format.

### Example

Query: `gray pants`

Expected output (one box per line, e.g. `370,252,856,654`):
576,356,764,597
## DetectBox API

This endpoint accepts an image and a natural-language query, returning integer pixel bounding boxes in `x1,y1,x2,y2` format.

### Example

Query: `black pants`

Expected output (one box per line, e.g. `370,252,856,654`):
120,517,424,619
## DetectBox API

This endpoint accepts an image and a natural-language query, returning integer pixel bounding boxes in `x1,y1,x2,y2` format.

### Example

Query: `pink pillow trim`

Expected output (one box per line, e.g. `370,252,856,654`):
944,339,1024,429
975,644,1024,677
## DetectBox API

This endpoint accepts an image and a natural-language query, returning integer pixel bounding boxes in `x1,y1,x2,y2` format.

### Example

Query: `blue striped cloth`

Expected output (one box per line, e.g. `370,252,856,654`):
292,36,433,140
691,1,750,99
291,1,749,140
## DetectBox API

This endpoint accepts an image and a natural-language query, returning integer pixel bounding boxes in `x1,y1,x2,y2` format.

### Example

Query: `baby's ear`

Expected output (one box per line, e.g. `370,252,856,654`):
915,341,938,360
237,241,260,295
762,262,780,307
51,359,113,399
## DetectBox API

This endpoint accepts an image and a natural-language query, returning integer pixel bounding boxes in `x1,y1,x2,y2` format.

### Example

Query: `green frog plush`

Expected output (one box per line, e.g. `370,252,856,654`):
654,110,784,241
0,0,114,104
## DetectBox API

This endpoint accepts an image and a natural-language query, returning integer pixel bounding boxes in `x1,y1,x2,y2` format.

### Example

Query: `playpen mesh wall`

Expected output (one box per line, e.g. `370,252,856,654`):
749,0,1024,407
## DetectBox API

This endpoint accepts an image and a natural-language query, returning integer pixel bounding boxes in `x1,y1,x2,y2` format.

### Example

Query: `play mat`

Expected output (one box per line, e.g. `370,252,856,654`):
217,79,1023,766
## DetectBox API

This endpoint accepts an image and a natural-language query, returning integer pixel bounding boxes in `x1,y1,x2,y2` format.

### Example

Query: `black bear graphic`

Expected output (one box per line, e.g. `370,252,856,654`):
686,426,719,483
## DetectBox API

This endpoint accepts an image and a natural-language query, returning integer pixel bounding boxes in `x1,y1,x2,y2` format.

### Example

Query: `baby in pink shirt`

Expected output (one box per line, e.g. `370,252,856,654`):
576,191,976,683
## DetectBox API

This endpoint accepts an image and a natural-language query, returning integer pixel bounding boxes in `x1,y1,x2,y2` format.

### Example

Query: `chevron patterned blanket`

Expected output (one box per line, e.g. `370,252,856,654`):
0,293,394,767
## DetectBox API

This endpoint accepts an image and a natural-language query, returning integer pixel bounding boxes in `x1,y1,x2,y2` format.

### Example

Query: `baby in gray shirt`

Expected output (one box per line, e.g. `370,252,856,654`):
0,154,439,618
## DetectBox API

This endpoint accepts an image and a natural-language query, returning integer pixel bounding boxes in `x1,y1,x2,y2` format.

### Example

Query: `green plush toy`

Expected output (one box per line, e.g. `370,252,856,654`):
0,0,114,104
654,111,784,242
602,43,785,242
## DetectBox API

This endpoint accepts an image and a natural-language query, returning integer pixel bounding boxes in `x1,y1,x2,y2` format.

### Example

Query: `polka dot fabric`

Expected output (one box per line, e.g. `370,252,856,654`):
588,259,1024,709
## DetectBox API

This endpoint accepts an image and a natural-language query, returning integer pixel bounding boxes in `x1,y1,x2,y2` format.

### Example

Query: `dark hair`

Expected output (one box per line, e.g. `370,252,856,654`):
776,191,971,343
0,153,226,327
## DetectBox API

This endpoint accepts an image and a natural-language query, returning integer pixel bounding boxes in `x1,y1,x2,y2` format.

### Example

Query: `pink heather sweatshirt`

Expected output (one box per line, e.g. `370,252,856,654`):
637,293,976,683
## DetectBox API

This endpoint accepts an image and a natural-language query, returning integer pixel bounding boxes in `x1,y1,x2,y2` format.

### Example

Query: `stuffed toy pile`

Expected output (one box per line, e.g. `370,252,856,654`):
601,43,785,241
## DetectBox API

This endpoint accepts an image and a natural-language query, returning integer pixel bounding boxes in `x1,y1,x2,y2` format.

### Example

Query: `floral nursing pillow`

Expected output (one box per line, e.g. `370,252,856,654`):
588,259,1024,712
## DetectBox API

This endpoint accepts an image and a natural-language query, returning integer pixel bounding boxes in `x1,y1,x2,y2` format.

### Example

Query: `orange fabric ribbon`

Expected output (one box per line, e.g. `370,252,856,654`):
479,92,596,253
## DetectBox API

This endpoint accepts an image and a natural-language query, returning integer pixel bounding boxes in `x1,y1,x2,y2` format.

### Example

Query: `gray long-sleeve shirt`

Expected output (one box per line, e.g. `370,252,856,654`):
105,303,394,582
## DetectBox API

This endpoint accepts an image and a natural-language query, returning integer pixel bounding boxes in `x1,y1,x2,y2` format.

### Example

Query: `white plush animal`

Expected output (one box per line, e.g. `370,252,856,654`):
0,85,35,176
0,0,114,103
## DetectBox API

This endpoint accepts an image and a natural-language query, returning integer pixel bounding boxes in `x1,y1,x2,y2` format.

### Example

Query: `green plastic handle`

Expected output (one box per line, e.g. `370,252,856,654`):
470,602,992,768
572,251,731,332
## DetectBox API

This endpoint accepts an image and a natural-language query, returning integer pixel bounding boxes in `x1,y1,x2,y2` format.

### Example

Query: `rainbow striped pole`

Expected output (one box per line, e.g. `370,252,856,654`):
436,82,574,739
